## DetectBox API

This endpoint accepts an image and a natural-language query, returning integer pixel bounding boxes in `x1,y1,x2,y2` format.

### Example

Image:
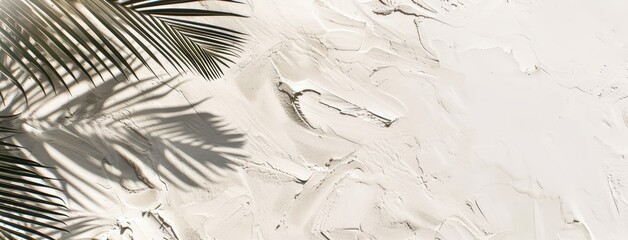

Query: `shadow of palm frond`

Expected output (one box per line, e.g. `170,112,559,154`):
0,1,248,236
0,55,246,216
55,214,113,239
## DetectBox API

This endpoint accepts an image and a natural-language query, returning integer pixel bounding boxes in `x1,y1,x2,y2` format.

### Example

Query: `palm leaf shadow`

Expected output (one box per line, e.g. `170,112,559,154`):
51,214,113,239
0,54,246,238
0,0,247,101
0,0,248,238
0,119,68,240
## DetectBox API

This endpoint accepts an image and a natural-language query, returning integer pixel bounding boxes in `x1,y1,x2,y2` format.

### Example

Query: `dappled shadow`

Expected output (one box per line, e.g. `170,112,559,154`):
0,4,249,236
0,55,247,218
57,214,114,239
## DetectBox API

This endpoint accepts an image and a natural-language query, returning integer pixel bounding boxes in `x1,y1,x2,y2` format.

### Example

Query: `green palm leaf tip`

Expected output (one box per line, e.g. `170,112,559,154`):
0,0,246,100
0,119,67,240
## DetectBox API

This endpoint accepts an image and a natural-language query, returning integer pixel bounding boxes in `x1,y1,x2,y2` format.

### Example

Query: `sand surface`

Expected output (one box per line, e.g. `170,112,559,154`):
5,0,628,239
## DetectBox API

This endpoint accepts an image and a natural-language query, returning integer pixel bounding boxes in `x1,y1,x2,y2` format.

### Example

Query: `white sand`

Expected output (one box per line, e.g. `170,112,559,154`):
6,0,628,239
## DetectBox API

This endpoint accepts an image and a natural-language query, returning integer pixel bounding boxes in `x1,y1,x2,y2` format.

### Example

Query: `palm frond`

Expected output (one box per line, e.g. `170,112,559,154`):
0,0,246,99
0,119,66,240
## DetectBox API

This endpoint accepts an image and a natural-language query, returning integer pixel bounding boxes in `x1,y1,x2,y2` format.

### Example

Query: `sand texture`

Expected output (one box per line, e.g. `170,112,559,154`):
3,0,627,239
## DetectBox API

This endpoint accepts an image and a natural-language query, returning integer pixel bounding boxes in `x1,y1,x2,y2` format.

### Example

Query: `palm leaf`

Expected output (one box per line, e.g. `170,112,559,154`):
0,119,66,240
0,0,246,100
